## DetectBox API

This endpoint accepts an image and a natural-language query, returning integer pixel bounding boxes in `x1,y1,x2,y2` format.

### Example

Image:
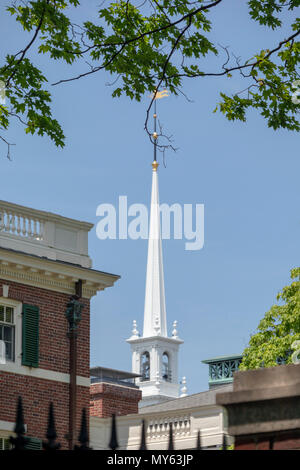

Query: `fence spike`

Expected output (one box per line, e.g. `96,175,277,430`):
109,414,119,450
168,422,174,451
196,430,202,450
139,420,147,450
75,408,92,450
269,437,274,450
43,402,61,450
10,396,27,450
222,433,227,450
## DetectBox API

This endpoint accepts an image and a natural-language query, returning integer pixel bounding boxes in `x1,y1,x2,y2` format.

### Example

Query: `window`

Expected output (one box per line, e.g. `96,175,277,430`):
0,437,12,450
141,352,150,381
162,352,171,382
0,305,15,362
0,300,39,370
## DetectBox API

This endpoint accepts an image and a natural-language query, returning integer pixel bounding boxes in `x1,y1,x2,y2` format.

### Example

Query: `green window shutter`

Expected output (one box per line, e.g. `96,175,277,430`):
4,438,11,450
22,304,39,368
25,437,42,450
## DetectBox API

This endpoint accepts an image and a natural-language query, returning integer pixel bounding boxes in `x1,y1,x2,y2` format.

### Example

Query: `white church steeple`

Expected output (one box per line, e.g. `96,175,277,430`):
143,159,167,337
127,116,184,406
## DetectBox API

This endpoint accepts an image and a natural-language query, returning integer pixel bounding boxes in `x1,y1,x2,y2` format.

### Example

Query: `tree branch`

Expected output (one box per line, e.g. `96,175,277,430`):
144,15,192,140
165,28,300,81
0,135,15,160
72,0,222,53
5,0,50,87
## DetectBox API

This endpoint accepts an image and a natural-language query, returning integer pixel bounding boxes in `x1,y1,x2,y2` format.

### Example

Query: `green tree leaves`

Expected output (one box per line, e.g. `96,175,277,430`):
0,0,299,156
240,268,300,370
248,0,300,29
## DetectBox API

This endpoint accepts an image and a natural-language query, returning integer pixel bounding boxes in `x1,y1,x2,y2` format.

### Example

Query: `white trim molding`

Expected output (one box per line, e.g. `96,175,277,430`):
0,248,119,298
0,364,90,387
0,420,27,433
0,296,22,367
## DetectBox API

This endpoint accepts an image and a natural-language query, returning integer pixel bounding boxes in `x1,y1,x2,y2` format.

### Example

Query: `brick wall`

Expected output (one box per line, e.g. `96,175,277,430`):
0,373,89,449
0,279,90,377
90,382,142,418
235,433,300,450
0,279,91,449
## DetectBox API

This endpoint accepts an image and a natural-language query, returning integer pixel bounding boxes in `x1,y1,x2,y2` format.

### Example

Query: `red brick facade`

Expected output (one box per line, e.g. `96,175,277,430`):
0,373,89,449
90,382,142,418
0,279,90,449
235,433,300,450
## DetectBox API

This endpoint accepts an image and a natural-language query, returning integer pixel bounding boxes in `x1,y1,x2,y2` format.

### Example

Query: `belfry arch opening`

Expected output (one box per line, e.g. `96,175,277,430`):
141,351,150,381
162,352,171,382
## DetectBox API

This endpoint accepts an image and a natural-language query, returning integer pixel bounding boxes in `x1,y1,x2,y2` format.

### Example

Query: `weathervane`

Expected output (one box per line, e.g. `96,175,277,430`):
150,89,169,167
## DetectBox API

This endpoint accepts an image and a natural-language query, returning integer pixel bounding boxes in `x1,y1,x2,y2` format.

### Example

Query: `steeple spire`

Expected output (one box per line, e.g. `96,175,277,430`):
143,95,167,337
143,155,167,337
127,90,184,407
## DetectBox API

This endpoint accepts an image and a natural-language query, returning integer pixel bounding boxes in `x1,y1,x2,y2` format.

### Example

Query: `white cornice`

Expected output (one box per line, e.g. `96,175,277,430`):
127,335,184,345
0,248,119,298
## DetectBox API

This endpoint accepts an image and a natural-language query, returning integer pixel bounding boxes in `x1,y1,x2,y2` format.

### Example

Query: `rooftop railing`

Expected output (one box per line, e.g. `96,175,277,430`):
0,200,93,268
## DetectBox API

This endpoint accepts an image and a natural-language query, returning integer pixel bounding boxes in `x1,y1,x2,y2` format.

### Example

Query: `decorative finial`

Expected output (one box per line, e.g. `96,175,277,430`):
131,320,139,338
10,396,27,450
172,320,178,338
76,408,91,450
109,414,119,450
152,160,159,171
42,402,61,450
180,377,187,397
139,420,147,450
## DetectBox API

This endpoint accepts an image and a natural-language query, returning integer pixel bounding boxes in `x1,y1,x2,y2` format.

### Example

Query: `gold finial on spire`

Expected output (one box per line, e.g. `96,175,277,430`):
152,160,159,171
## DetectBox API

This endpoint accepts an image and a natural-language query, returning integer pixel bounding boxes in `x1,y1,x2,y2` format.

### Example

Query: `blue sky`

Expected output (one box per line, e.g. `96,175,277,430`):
1,1,299,393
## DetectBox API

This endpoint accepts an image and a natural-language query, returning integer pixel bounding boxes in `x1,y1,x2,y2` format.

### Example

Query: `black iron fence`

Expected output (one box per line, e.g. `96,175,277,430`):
6,396,229,451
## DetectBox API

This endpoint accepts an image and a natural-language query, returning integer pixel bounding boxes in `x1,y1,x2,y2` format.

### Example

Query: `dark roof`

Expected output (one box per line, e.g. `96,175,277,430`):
139,384,233,414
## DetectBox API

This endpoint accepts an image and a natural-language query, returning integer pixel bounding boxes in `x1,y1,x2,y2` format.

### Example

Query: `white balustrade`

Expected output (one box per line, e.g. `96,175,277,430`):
0,209,44,240
147,416,191,439
0,200,92,268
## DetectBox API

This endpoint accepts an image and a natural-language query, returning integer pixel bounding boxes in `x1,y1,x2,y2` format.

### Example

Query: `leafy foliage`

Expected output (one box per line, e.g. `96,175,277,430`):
240,268,300,370
0,0,299,155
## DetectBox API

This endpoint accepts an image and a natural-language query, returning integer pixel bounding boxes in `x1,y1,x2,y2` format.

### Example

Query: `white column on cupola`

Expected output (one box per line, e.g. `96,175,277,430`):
143,159,167,338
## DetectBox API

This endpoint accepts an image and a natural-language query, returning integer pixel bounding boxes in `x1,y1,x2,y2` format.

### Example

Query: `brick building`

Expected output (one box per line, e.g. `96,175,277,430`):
90,384,232,450
89,355,242,450
0,200,119,449
90,367,142,418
